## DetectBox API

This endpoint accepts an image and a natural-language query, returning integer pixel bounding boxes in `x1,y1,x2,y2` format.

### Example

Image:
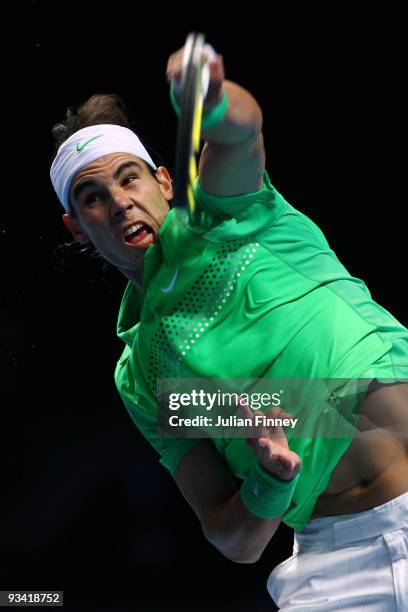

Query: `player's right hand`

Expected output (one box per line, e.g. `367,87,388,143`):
240,401,301,481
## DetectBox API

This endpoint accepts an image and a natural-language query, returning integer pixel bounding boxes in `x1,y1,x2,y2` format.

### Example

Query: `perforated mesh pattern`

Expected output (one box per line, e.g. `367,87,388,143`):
147,239,260,391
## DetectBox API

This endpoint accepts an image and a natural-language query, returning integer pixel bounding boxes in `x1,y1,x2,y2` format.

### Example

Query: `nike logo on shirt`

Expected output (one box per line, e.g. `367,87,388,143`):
250,481,260,497
160,266,180,293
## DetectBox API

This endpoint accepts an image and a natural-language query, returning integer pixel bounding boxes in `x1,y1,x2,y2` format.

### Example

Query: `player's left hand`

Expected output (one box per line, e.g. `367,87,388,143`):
166,44,225,108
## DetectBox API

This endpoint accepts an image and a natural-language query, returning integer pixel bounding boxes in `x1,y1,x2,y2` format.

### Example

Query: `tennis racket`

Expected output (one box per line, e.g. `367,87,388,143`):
173,32,211,224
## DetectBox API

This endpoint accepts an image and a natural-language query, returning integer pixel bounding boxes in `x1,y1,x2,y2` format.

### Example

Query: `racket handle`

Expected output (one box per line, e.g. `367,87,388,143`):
171,43,217,100
201,44,216,99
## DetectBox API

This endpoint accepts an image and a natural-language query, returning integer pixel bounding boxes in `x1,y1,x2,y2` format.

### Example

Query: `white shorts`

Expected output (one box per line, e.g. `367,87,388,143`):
267,491,408,611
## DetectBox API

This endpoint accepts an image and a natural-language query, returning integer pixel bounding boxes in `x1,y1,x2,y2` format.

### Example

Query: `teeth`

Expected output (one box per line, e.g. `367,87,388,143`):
124,223,143,237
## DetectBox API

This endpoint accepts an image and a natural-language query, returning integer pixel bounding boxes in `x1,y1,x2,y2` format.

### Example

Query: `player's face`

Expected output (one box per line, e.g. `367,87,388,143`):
63,153,173,271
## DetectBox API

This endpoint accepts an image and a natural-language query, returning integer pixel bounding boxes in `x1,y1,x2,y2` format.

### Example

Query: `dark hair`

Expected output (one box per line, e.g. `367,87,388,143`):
52,93,133,154
52,93,159,260
52,93,160,207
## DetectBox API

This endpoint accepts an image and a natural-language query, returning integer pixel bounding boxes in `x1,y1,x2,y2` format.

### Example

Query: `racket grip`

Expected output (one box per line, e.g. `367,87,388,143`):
171,43,216,100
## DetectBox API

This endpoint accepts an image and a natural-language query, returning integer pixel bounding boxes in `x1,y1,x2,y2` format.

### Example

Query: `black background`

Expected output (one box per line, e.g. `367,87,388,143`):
1,3,406,611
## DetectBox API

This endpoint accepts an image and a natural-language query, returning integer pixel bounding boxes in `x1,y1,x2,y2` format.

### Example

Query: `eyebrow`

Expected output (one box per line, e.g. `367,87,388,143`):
113,160,144,180
72,160,144,201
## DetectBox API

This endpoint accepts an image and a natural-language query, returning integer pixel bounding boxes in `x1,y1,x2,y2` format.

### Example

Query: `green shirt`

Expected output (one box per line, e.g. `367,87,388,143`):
114,172,408,531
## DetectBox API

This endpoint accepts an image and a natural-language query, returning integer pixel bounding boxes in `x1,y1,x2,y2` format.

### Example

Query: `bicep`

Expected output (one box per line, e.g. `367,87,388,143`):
198,131,265,197
173,439,239,525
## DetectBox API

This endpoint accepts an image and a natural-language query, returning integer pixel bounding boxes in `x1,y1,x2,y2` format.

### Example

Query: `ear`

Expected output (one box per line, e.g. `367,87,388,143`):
62,213,90,245
156,166,174,201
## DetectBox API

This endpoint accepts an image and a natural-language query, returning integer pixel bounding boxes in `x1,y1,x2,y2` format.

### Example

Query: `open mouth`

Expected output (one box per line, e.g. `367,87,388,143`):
123,222,154,248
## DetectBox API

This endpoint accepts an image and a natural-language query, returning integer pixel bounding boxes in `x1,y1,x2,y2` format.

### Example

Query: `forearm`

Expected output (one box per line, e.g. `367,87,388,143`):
167,47,263,146
174,440,285,565
202,80,263,146
174,417,300,563
202,489,281,564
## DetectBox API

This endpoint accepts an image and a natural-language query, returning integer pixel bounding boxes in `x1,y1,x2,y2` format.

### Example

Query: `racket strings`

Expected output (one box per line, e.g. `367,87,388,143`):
175,32,206,223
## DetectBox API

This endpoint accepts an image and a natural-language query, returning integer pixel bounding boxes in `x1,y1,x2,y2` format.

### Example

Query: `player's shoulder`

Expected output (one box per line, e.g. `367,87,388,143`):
198,132,265,197
193,169,287,224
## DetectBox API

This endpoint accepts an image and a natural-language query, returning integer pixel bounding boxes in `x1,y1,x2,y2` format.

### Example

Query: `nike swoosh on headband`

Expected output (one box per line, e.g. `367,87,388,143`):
76,134,103,152
160,266,180,293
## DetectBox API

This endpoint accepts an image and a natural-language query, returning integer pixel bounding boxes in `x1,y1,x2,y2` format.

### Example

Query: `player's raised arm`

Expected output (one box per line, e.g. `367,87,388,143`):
166,44,265,196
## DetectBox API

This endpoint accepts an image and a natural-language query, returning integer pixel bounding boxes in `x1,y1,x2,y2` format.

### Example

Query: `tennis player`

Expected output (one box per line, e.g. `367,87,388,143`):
50,42,408,610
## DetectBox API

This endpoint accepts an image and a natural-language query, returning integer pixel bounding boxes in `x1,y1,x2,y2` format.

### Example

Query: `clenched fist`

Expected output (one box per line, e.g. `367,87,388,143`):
166,43,225,109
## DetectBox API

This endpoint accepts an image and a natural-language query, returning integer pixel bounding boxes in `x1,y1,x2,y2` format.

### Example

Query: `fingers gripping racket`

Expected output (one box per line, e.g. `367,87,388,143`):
173,32,211,223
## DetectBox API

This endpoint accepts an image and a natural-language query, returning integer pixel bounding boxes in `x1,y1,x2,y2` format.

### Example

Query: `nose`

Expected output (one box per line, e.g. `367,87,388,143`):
110,188,135,220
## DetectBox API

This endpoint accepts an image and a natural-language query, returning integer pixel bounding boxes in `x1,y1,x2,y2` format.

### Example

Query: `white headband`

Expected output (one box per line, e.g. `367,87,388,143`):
50,124,157,212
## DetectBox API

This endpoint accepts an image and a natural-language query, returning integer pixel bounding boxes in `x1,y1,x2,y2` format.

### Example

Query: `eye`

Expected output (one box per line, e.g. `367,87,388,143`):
123,174,138,185
84,192,102,205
